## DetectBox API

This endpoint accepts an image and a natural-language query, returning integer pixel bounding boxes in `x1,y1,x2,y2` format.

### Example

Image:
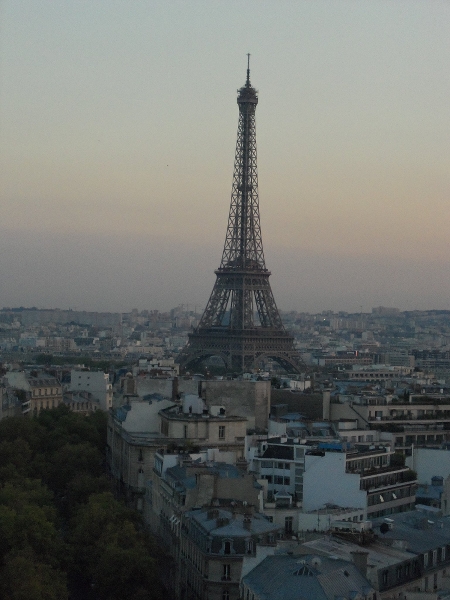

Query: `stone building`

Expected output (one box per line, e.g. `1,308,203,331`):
201,380,270,432
69,369,113,410
302,510,450,597
145,449,262,596
4,371,63,415
329,391,450,455
107,390,249,510
179,506,283,600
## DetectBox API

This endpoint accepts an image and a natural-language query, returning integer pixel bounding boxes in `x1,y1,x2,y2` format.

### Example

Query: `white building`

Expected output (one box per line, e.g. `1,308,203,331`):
406,446,450,483
69,370,113,410
254,437,416,521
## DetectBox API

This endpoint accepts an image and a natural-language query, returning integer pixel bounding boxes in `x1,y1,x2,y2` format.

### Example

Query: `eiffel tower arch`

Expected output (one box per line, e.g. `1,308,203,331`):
178,60,303,374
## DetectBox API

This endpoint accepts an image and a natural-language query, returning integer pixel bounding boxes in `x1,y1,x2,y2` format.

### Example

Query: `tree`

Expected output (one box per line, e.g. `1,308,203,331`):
0,553,68,600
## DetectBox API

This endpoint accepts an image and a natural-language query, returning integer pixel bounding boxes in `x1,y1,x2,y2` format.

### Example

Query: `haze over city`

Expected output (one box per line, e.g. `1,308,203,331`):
1,1,449,314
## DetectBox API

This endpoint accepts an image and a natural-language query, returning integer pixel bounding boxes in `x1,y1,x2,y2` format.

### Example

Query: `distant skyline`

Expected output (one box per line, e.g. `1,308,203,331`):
1,1,450,314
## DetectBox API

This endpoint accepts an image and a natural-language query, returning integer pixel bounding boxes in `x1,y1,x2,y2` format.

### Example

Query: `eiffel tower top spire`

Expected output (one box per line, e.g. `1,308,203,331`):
220,59,264,272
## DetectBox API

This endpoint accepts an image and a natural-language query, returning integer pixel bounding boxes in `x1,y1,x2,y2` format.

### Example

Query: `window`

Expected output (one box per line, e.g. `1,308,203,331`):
222,591,230,600
424,553,429,568
285,516,293,534
184,425,188,439
382,571,388,585
433,550,437,566
219,426,225,440
222,564,231,580
261,461,273,469
442,546,446,561
223,541,231,555
246,539,254,554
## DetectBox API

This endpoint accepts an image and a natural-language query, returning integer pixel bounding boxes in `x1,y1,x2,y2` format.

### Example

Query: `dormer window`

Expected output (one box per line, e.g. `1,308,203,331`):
293,565,313,577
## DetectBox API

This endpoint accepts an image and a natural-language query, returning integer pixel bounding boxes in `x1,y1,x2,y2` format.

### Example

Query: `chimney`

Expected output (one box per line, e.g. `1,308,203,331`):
172,376,179,400
351,551,368,577
323,389,331,420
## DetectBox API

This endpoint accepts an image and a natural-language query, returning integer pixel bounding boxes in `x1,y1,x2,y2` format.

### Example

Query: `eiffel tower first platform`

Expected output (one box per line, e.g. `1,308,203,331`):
178,60,303,374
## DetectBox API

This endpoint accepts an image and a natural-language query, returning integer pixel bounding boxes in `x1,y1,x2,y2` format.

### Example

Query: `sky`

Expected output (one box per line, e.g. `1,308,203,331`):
1,1,450,314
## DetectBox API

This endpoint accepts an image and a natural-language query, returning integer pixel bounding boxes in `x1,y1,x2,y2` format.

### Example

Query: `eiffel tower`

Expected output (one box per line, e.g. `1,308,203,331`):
178,59,303,374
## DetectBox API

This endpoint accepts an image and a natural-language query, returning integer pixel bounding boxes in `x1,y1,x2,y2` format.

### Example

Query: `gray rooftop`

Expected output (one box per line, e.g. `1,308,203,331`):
371,509,450,554
187,508,277,537
242,554,373,600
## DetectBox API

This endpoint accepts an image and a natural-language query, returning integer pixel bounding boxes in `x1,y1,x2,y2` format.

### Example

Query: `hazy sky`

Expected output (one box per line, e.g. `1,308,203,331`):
1,1,449,313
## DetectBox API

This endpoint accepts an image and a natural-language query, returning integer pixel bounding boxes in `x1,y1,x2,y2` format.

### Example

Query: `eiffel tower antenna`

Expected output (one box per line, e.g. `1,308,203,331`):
178,60,303,374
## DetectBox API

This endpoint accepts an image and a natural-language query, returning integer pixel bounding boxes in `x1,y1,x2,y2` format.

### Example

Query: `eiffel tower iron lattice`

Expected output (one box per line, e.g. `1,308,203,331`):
178,60,303,374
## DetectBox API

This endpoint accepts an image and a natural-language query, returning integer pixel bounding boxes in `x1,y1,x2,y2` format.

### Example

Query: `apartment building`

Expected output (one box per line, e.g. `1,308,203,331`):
69,369,113,410
330,392,450,454
254,438,415,521
4,371,63,415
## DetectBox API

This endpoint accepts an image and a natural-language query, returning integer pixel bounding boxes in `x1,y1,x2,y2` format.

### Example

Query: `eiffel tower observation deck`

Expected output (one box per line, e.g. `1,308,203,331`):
178,59,303,374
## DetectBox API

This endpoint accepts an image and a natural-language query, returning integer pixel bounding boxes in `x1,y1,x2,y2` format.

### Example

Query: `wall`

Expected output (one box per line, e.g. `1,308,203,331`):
136,376,198,398
330,401,370,429
202,380,270,431
406,448,450,483
303,452,366,513
70,370,112,410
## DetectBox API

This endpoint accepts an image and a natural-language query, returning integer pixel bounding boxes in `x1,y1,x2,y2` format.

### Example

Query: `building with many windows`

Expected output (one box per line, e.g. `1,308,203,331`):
179,506,283,600
252,437,416,522
4,371,63,415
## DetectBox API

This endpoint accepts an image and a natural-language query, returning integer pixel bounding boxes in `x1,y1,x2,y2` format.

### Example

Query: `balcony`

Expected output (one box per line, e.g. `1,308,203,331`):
359,468,416,492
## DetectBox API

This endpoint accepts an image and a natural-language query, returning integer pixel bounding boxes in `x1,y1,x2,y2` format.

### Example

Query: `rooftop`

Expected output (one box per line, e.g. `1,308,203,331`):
242,553,373,600
187,508,277,537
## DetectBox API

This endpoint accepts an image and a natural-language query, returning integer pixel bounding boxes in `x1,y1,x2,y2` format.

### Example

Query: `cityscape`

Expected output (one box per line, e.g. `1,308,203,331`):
2,2,450,600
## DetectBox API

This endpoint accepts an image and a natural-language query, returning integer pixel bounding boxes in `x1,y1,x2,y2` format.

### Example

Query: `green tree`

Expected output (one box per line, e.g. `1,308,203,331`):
0,553,68,600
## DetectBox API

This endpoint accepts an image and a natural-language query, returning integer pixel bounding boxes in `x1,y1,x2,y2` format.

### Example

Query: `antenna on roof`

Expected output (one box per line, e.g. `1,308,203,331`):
246,53,251,84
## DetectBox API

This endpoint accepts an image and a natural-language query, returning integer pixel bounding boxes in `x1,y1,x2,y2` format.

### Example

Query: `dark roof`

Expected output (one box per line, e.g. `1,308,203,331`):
261,445,293,460
242,554,373,600
270,390,323,419
372,510,450,553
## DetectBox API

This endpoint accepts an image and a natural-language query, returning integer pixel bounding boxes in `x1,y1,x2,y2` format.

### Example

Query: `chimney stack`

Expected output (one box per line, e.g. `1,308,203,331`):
322,389,331,420
350,550,369,577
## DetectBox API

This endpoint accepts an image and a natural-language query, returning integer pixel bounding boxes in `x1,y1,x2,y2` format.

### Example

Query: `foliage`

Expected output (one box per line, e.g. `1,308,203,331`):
0,408,163,599
390,452,406,467
403,469,418,482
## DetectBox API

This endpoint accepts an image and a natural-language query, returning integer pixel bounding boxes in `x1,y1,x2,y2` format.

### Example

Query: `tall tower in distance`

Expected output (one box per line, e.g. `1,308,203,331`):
178,58,303,374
